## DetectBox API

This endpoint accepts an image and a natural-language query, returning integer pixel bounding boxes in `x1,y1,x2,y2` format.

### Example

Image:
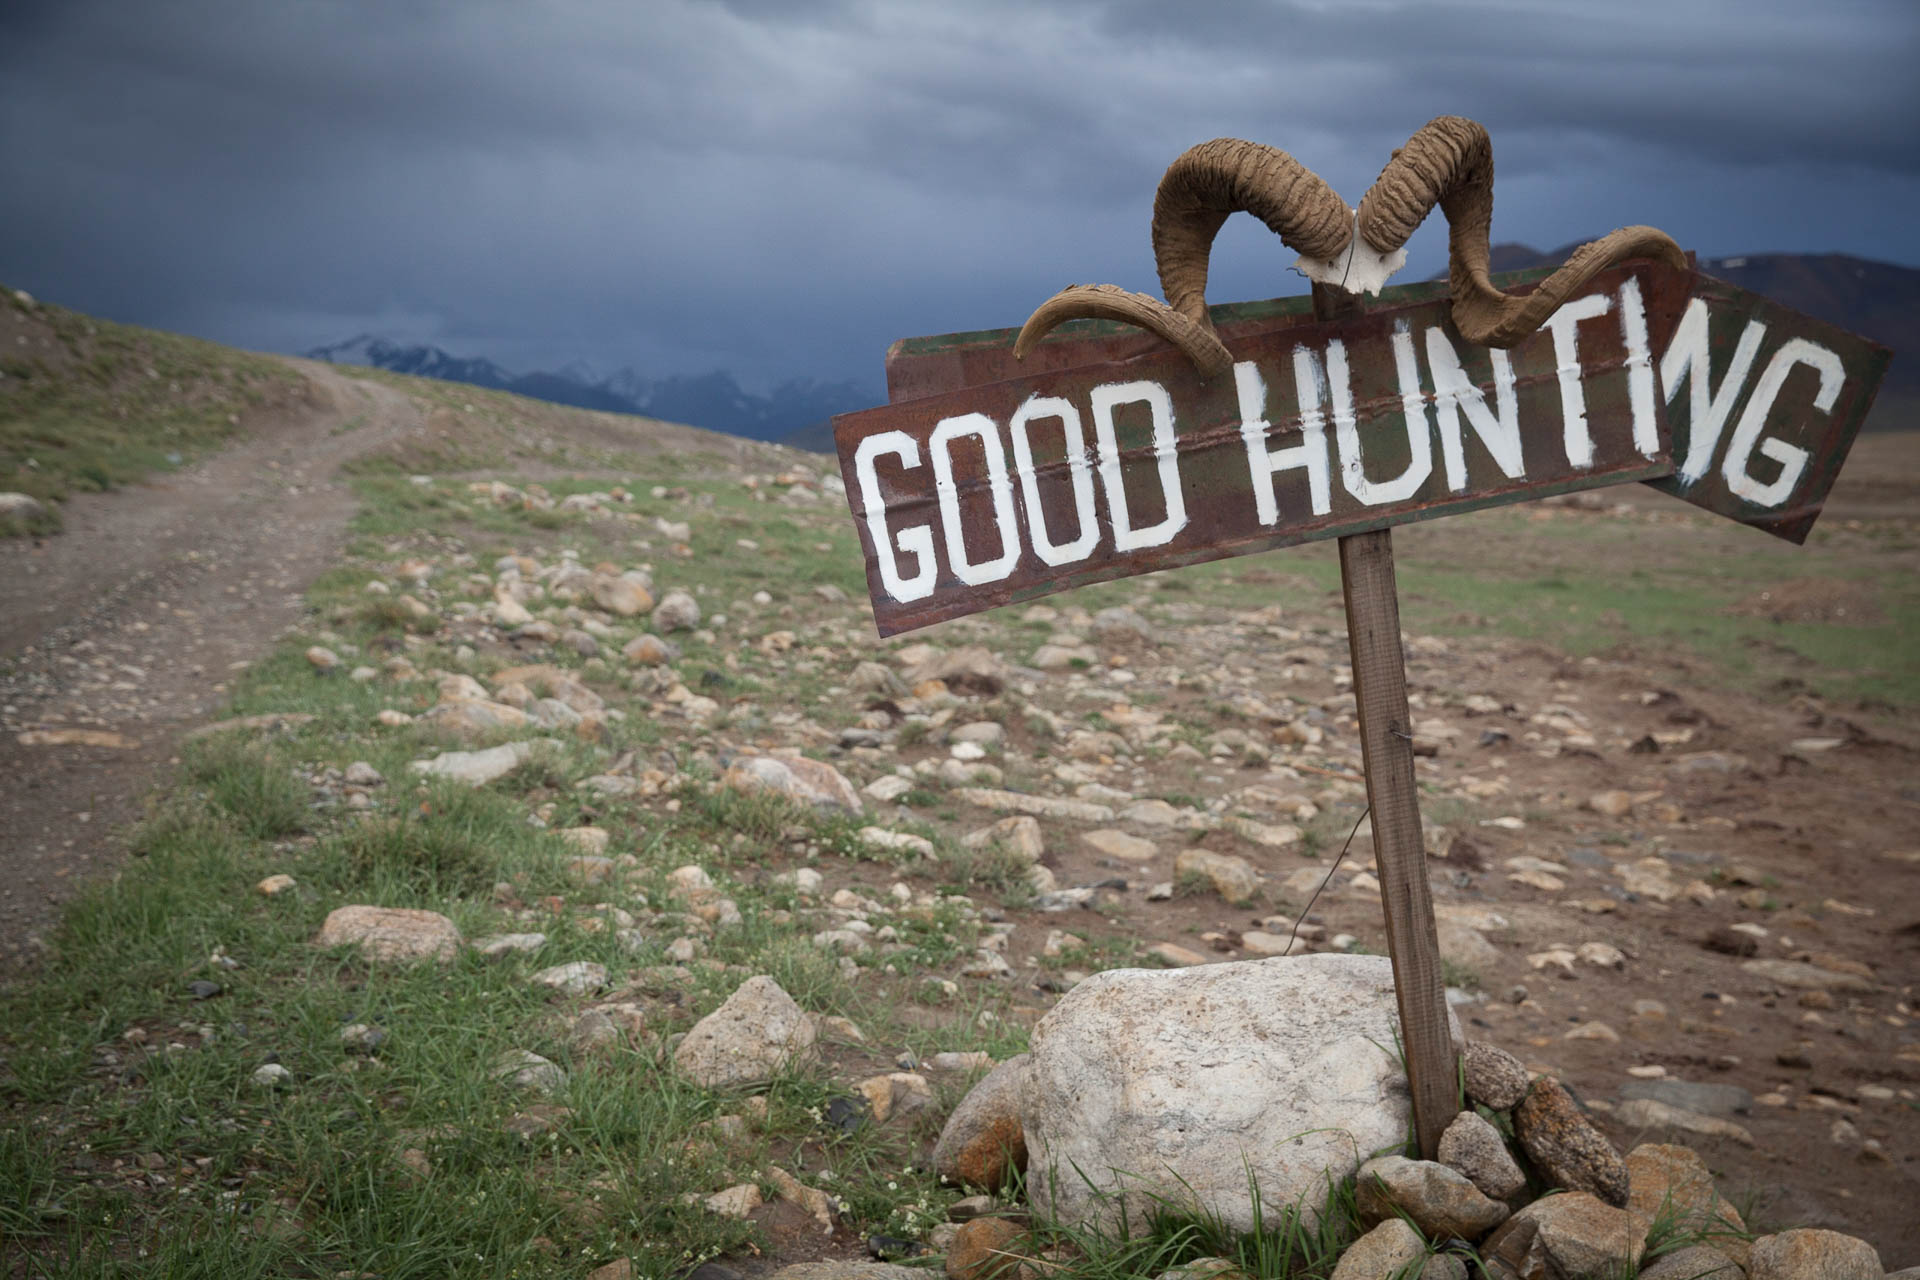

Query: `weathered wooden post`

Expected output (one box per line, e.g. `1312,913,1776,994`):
1313,272,1457,1157
833,116,1887,1167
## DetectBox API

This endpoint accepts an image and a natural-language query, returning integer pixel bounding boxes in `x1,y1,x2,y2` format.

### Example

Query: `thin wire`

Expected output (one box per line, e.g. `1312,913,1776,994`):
1285,804,1370,956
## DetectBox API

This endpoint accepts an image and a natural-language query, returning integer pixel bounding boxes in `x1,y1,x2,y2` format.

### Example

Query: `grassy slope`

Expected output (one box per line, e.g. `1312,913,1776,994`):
0,287,303,533
0,435,1783,1276
3,302,1905,1272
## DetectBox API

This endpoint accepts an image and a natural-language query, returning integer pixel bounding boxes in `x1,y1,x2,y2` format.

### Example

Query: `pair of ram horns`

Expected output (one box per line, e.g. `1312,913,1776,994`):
1013,115,1687,379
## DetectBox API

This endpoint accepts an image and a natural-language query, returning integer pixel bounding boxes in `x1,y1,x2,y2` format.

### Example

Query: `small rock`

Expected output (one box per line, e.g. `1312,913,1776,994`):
702,1183,762,1218
622,633,677,665
557,826,610,855
0,491,47,524
472,932,547,957
674,975,817,1087
569,1009,620,1055
344,760,384,786
590,574,653,617
1329,1218,1424,1280
952,721,1005,745
1587,790,1634,817
653,589,701,631
767,1165,835,1230
1147,942,1208,967
530,961,607,996
1747,1229,1881,1279
1576,941,1626,970
314,905,461,964
1640,1246,1743,1280
251,1063,293,1087
859,827,934,857
255,874,297,896
1564,1021,1620,1043
723,754,863,814
1702,926,1760,957
1514,1077,1629,1206
1620,1079,1753,1117
339,1023,387,1054
305,646,340,671
902,645,1007,696
1740,958,1873,992
949,1194,997,1221
1463,1040,1531,1110
962,816,1045,863
409,740,544,787
945,1217,1025,1280
1172,848,1258,903
1625,1144,1747,1242
492,1049,565,1094
1615,1098,1754,1145
1083,829,1158,861
866,774,916,803
1355,1155,1508,1239
1437,1109,1526,1201
932,1054,1029,1191
1480,1192,1646,1279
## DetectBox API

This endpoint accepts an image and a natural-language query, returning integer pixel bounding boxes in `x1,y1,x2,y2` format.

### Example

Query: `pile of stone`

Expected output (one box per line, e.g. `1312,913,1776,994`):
926,954,1889,1280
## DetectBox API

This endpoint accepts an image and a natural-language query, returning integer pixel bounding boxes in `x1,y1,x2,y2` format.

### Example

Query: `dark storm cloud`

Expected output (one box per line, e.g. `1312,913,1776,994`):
1,0,1915,390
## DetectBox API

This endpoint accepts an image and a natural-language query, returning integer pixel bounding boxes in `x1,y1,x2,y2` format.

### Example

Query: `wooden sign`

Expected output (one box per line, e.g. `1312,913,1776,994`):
835,261,1693,636
832,188,1888,1165
881,263,1891,551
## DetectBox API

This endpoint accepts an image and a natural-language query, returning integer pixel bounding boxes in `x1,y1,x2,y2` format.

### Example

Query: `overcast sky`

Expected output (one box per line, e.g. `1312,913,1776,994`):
3,0,1916,394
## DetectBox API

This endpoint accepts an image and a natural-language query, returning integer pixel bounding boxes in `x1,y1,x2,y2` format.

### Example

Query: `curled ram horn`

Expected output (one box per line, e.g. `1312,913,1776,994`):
1151,138,1353,324
1356,115,1687,348
1015,139,1351,379
1013,283,1234,379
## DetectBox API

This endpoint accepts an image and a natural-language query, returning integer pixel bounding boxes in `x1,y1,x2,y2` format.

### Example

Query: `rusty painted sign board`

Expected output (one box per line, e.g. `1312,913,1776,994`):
835,260,1692,636
883,263,1890,549
1643,272,1890,543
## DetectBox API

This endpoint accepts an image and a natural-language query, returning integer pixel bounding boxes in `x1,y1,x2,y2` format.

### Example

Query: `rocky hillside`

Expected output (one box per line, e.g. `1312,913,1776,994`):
2,301,1915,1273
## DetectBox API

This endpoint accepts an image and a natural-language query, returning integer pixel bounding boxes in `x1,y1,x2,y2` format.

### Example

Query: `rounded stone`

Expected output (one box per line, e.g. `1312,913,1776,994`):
1513,1076,1628,1206
945,1217,1025,1280
931,1055,1028,1191
1437,1109,1526,1201
1748,1229,1882,1280
1462,1040,1531,1110
1021,954,1460,1236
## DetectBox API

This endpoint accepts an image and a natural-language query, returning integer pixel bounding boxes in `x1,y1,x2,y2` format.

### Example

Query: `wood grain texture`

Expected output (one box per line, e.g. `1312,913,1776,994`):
1319,280,1458,1160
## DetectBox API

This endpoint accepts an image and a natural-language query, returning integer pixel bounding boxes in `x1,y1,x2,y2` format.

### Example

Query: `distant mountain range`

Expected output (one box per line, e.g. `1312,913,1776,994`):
304,335,875,444
1469,246,1915,431
310,251,1909,446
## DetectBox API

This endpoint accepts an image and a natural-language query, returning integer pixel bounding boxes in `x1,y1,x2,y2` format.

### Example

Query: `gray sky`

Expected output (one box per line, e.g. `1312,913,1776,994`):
3,0,1916,393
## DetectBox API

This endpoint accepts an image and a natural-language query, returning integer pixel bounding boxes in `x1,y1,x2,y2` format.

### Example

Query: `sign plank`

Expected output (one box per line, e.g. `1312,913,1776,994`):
836,260,1690,636
886,263,1890,548
1645,272,1890,543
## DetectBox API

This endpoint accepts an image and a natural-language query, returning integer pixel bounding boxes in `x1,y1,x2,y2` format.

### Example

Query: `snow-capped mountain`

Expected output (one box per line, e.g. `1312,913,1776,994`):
304,335,874,444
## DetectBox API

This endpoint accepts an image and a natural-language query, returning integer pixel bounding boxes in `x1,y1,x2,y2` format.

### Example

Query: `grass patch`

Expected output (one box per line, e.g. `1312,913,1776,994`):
0,288,298,530
181,735,309,840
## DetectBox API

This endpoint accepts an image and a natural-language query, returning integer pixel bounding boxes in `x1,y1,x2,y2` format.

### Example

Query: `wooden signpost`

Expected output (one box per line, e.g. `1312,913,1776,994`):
831,123,1889,1160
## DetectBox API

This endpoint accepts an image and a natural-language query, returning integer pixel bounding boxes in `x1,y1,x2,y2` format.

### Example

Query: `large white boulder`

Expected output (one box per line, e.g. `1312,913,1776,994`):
1021,953,1459,1236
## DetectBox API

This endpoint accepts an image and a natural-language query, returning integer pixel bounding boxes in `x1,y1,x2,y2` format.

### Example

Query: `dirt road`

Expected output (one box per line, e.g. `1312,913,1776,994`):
0,361,420,971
